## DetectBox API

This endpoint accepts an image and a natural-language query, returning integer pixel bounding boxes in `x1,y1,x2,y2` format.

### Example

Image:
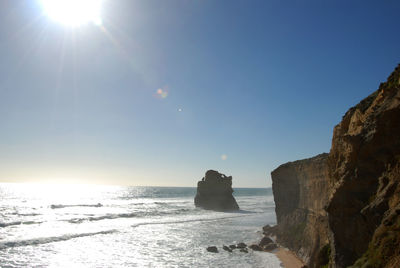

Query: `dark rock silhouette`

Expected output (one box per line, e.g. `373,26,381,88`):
249,244,263,251
194,170,239,211
222,245,232,252
262,224,276,236
236,242,247,248
206,246,218,253
259,236,273,247
262,243,278,251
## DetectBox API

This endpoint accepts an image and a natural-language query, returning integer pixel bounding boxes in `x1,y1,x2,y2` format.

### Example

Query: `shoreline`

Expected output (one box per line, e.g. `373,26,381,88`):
274,248,304,268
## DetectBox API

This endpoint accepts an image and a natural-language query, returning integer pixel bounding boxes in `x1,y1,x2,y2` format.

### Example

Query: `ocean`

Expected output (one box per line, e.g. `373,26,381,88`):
0,183,281,267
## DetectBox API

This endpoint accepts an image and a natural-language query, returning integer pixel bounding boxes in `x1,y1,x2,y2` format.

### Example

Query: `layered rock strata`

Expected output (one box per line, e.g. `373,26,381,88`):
327,65,400,267
271,153,330,267
271,64,400,267
194,170,239,211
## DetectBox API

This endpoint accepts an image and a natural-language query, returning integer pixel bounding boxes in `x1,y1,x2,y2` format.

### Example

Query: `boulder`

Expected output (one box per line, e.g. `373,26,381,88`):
262,225,277,236
240,248,248,253
206,246,218,253
249,244,263,251
259,236,273,247
194,170,239,211
229,244,236,249
263,243,278,251
222,245,232,252
236,242,247,248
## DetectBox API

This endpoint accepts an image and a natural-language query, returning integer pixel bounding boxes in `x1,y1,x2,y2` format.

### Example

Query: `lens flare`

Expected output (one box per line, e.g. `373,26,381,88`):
156,88,168,99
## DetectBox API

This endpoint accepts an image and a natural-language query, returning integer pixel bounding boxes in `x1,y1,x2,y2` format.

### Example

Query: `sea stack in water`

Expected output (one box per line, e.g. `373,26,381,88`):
194,170,239,211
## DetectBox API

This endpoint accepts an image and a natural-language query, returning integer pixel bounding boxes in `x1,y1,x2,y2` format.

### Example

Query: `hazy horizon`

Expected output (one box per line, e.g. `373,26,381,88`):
0,181,272,189
1,0,399,187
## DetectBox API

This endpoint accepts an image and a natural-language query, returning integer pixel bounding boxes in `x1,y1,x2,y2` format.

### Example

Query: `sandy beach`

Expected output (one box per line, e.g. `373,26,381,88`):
275,248,304,268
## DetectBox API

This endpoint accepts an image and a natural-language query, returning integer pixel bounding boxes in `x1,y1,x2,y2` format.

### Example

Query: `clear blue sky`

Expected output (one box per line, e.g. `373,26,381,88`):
0,0,399,187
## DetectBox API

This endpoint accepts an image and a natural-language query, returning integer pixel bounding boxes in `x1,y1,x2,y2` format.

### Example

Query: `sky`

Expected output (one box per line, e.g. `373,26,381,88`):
0,0,399,187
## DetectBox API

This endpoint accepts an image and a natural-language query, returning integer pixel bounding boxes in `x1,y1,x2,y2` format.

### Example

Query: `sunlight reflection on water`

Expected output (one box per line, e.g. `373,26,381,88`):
0,183,279,267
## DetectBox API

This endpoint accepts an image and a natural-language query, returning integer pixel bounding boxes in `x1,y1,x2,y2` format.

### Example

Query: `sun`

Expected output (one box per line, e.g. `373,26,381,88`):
40,0,104,26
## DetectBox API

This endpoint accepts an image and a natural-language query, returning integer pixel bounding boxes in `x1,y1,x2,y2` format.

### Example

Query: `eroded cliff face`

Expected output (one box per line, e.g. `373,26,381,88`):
327,66,400,267
271,64,400,268
271,153,330,267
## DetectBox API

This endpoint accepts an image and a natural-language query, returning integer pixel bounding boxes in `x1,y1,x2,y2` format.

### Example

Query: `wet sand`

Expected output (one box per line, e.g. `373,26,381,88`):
275,248,304,268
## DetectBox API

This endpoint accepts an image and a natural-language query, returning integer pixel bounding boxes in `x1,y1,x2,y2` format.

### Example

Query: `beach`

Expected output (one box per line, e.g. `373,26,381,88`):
275,248,304,268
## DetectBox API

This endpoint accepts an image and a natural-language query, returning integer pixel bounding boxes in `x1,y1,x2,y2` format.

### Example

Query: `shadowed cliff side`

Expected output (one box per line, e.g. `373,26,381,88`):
327,65,400,268
194,170,239,211
270,64,400,268
271,153,330,268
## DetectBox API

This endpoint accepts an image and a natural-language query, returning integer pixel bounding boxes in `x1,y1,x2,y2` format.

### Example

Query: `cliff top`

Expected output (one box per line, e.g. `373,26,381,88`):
343,64,400,119
271,153,328,173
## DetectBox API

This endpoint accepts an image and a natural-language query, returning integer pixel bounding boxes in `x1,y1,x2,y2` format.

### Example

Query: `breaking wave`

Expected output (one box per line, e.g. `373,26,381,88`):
66,208,193,223
0,221,42,228
50,203,103,209
0,230,117,250
67,213,137,223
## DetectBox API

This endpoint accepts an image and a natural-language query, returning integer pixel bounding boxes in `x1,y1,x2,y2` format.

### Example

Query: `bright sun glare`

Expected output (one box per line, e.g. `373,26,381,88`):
40,0,103,26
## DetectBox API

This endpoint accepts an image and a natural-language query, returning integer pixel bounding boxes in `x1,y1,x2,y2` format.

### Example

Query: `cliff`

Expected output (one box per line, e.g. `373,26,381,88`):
194,170,239,211
327,65,400,267
271,64,400,268
271,153,330,267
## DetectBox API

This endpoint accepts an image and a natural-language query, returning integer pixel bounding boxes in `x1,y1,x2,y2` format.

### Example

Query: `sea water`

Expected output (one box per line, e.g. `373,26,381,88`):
0,183,281,267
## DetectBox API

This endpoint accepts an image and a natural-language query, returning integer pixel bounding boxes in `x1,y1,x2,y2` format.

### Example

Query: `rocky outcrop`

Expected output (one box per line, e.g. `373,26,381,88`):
327,65,400,267
271,64,400,268
271,153,330,267
194,170,239,211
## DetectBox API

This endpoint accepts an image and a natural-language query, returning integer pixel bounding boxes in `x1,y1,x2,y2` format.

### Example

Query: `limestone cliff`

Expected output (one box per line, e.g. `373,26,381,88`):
271,64,400,268
327,65,400,267
271,153,330,267
194,170,239,211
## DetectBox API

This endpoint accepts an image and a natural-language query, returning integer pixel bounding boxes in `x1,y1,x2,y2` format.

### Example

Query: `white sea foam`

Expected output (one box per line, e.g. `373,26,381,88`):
0,229,117,249
0,183,280,267
0,220,42,228
50,203,103,209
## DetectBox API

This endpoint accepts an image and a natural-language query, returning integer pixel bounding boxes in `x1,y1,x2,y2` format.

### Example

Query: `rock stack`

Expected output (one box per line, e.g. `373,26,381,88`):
194,170,239,211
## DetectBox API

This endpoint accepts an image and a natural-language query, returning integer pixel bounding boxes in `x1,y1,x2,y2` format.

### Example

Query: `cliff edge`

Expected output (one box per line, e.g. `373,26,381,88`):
271,153,330,267
271,64,400,268
327,65,400,267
